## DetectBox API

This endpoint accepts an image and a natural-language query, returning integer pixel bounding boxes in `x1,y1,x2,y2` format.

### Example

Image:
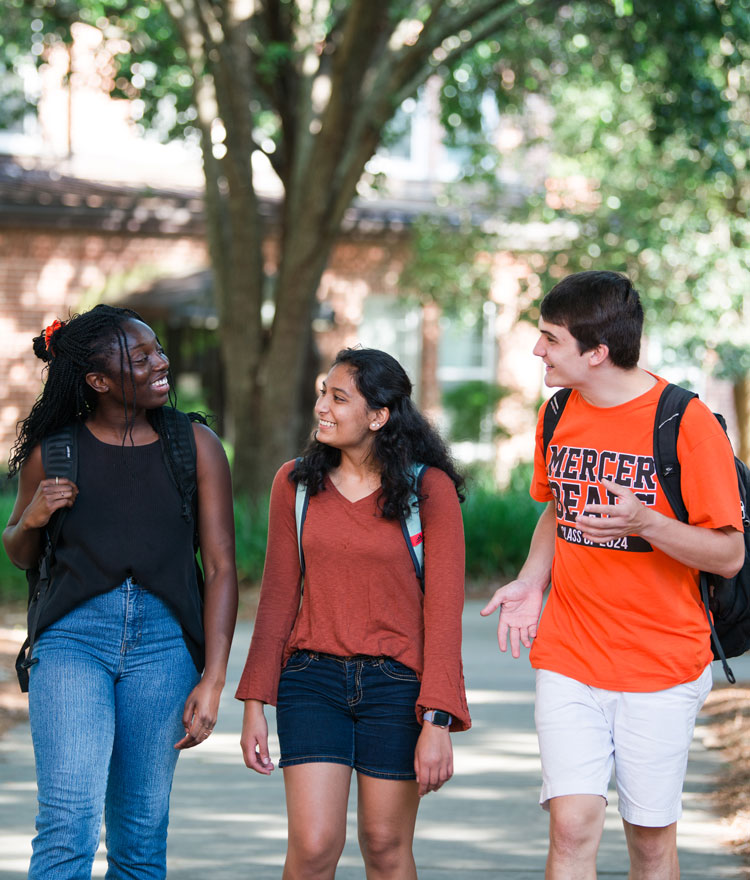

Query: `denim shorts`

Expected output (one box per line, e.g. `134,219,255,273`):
276,651,422,780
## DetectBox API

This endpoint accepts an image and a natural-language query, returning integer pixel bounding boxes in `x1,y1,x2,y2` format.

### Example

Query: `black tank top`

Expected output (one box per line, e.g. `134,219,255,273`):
40,425,204,671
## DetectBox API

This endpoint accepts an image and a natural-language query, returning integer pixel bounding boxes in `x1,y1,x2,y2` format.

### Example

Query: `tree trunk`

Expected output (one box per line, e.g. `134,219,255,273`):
241,229,341,495
165,0,268,496
420,300,442,420
162,0,507,497
733,375,750,465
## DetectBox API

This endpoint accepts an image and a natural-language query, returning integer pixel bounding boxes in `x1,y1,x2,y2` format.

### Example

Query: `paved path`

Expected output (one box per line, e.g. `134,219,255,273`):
0,600,746,878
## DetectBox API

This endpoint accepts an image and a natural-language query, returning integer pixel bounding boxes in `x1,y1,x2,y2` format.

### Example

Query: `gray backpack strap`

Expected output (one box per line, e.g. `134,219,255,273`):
294,460,427,591
294,458,309,576
401,463,427,590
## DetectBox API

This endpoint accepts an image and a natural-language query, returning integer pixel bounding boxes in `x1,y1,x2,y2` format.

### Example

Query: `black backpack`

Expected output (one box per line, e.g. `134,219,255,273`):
543,383,750,683
15,408,200,692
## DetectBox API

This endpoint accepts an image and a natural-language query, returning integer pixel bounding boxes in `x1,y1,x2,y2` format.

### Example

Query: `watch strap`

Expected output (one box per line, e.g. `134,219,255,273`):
423,709,452,728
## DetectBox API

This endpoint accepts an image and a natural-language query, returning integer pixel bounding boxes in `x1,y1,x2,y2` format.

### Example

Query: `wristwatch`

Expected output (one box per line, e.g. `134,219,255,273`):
423,709,452,728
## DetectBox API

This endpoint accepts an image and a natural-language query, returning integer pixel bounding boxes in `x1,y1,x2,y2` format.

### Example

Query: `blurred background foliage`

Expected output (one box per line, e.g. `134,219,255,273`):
2,2,749,468
398,0,750,459
442,381,509,444
0,1,749,595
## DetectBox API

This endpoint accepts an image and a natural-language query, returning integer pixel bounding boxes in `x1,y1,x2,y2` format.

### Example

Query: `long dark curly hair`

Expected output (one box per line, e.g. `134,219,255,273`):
8,304,202,518
292,348,465,519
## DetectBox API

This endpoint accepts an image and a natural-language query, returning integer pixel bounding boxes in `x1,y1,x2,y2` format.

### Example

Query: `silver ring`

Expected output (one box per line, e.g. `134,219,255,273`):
55,476,59,485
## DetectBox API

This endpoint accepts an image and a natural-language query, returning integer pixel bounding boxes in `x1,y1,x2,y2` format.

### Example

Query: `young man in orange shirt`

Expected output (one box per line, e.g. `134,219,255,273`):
483,270,745,880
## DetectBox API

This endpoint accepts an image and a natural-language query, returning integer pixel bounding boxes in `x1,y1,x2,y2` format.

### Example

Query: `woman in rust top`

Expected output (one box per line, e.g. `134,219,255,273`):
237,347,470,879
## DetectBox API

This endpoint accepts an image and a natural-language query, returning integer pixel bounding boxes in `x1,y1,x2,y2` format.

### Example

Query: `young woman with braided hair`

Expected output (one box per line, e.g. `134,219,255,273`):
3,305,238,879
237,347,470,880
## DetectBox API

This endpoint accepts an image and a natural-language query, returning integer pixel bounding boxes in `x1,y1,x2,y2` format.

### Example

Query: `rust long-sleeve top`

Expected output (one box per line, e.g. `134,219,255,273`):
235,460,471,732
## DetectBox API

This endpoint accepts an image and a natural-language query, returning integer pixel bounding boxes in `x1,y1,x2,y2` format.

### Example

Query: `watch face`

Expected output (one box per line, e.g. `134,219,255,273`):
429,710,451,726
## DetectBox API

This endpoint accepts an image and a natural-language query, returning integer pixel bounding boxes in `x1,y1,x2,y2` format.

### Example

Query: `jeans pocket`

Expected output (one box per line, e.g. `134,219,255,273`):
379,658,419,682
282,651,313,673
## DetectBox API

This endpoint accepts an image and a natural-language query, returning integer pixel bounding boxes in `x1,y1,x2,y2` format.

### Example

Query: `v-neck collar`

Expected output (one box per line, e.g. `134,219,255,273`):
325,474,381,506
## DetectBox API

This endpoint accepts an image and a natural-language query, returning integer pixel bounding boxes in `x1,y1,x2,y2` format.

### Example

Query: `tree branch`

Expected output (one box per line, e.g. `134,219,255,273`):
257,0,300,182
285,0,391,216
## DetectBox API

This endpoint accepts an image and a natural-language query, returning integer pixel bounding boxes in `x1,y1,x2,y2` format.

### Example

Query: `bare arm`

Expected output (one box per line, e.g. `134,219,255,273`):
577,478,744,578
414,723,453,797
175,423,239,750
2,444,78,569
480,501,556,657
240,698,275,775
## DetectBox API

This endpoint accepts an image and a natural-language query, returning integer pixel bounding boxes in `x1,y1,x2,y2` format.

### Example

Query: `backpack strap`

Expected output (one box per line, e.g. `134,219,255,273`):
700,573,735,683
652,383,697,524
401,463,428,590
37,423,78,561
293,460,427,591
542,388,572,459
159,408,198,523
294,458,310,576
653,383,739,682
17,423,79,691
159,409,203,601
43,423,79,486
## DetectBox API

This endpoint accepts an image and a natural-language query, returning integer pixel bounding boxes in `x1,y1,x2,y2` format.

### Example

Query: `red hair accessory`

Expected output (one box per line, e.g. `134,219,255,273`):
44,319,65,353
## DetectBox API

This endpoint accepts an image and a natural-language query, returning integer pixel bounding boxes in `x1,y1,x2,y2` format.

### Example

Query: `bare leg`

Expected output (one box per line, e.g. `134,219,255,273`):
357,773,421,880
546,794,606,880
623,820,679,880
282,763,353,880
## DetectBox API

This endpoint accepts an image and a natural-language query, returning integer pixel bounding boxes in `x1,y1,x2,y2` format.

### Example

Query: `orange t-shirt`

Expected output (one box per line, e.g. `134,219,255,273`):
529,375,744,691
234,460,471,731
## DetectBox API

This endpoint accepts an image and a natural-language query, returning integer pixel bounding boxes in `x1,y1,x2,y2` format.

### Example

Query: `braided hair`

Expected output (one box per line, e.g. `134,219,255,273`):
292,348,465,519
8,305,202,521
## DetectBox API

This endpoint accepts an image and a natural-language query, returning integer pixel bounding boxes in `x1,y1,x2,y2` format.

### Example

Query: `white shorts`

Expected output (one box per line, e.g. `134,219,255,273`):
535,666,712,827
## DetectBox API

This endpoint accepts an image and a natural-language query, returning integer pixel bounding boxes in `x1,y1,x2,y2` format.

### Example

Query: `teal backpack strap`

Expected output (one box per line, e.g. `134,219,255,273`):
401,463,428,591
294,458,309,576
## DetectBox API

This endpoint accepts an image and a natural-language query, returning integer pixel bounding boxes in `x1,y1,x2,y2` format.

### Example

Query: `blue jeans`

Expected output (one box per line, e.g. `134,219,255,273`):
27,580,200,880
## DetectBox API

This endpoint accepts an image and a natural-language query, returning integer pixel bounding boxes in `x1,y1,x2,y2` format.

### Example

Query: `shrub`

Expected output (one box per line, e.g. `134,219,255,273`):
461,470,543,579
442,380,509,443
233,493,270,585
0,490,29,602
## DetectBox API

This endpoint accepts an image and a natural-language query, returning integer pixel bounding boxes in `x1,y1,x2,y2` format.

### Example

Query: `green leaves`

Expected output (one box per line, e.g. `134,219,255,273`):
398,214,495,312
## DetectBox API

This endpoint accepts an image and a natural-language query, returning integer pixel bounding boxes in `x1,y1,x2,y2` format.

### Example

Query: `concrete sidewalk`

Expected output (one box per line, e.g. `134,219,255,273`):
0,600,745,878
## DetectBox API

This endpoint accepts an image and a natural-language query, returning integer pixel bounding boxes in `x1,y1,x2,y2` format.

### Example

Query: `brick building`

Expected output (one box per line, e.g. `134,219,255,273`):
0,157,209,465
0,152,547,481
0,21,546,479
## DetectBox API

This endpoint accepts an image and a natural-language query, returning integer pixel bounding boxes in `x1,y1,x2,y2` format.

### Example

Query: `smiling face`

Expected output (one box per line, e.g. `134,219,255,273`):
533,317,602,389
314,363,387,454
86,319,171,409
